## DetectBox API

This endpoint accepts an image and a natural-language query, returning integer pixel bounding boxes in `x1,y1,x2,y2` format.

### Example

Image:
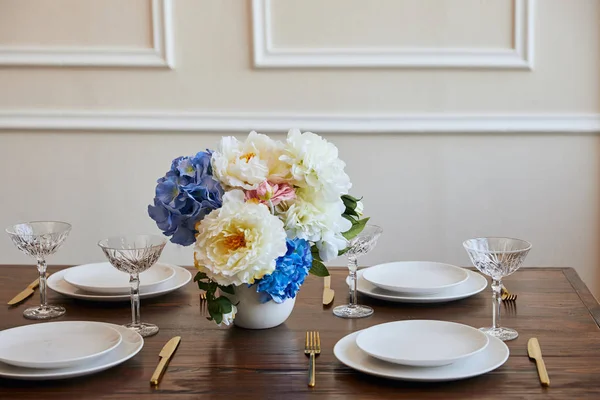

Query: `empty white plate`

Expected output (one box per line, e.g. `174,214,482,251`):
48,264,192,302
0,321,122,369
363,262,469,294
350,269,487,303
64,262,176,294
0,323,143,380
334,330,509,382
355,320,489,367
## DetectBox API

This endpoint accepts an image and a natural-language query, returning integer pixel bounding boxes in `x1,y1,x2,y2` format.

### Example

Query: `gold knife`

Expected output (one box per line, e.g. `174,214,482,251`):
8,277,40,306
322,276,335,306
528,338,550,387
150,336,181,386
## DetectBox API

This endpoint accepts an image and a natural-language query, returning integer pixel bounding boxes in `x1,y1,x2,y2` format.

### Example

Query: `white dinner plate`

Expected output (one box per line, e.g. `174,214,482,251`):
363,262,469,294
348,269,487,303
0,323,143,380
48,264,192,302
355,320,489,367
0,321,122,369
64,262,176,294
334,330,509,382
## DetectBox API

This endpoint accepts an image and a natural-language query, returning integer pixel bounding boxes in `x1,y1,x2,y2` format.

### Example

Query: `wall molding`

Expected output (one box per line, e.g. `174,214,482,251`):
0,0,174,68
252,0,534,69
1,111,598,133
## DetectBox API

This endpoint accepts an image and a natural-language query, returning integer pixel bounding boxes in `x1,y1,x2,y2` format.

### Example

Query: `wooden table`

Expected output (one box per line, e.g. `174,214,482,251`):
0,266,599,399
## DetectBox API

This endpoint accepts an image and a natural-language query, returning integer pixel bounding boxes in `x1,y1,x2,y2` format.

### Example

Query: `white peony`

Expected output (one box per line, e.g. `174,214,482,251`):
211,131,288,190
277,187,351,261
218,305,237,327
194,190,288,286
355,200,364,216
280,129,351,201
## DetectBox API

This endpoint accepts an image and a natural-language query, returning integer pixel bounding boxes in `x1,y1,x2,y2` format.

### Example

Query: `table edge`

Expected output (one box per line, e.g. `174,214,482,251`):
563,267,600,328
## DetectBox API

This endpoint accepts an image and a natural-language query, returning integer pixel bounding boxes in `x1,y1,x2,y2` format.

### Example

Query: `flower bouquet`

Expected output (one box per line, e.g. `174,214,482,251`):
149,129,368,327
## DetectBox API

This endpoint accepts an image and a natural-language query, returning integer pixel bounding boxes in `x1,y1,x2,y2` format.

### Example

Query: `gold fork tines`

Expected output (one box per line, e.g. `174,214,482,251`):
199,292,208,317
501,286,518,302
304,331,321,388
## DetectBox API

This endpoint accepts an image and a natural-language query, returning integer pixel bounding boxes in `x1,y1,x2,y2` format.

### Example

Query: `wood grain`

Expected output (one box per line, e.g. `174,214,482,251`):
0,266,599,399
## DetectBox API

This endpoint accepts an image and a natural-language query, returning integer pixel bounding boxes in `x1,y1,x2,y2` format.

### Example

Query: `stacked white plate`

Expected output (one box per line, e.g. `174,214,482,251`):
348,262,487,303
0,321,143,380
334,320,509,381
48,262,192,301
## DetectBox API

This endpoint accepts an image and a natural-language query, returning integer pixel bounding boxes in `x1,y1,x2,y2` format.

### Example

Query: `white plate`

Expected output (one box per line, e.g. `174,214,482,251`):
363,262,469,294
334,330,508,382
355,320,489,367
48,264,192,302
64,262,176,294
348,269,487,303
0,323,143,380
0,321,122,369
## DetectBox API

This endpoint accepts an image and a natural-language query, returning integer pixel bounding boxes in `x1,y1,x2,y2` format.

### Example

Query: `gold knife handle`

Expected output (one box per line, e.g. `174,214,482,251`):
150,357,169,386
536,358,550,386
308,353,315,388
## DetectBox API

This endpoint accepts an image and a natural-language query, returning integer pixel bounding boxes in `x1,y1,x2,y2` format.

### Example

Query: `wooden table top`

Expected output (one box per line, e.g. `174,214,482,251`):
0,266,599,399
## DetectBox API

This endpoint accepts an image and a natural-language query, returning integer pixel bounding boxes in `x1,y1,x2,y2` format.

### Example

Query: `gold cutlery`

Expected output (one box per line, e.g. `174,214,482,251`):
304,331,321,387
322,276,335,306
528,338,550,387
199,292,208,317
8,277,42,306
501,286,517,302
150,336,181,386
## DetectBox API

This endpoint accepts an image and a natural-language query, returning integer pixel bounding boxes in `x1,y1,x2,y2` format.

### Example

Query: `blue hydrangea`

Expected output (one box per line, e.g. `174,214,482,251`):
254,238,313,304
148,151,224,246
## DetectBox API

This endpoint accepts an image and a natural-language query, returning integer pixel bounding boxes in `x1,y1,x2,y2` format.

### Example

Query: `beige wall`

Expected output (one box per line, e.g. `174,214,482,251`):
1,0,599,297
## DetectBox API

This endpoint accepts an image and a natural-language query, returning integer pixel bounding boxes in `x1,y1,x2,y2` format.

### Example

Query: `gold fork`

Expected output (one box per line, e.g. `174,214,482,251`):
501,286,517,301
304,331,321,387
199,292,208,317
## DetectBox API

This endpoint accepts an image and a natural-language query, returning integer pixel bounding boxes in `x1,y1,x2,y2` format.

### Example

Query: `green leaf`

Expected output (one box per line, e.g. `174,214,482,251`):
194,271,208,282
196,281,210,291
342,196,357,210
207,300,222,324
309,259,330,277
338,247,349,257
218,284,235,295
343,208,359,218
342,194,362,203
342,217,370,240
214,296,233,314
311,245,322,261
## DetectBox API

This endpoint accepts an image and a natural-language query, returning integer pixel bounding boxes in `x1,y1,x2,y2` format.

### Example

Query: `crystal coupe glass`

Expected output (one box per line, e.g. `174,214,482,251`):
463,237,531,341
6,221,71,320
98,235,166,337
333,224,383,319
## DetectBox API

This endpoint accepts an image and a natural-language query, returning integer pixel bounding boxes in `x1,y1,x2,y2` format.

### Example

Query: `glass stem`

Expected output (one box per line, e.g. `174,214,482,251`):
37,258,47,308
348,256,358,307
491,279,502,330
130,273,141,328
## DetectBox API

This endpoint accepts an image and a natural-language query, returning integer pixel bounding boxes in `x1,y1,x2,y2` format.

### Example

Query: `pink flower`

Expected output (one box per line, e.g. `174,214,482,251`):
245,181,296,206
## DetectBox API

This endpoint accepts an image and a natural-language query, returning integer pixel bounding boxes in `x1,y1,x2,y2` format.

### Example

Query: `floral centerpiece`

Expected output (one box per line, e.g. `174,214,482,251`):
149,129,368,327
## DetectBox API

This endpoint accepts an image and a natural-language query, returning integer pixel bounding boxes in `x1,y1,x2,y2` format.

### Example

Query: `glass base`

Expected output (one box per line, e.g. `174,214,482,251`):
480,326,518,341
125,322,159,337
333,304,374,319
23,305,65,320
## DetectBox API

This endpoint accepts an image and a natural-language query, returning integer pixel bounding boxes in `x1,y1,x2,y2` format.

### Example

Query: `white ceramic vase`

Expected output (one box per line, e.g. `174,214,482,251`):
224,284,296,330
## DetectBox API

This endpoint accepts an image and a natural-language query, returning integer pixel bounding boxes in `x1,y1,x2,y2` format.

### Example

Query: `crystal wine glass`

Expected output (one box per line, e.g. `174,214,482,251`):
98,235,166,337
334,224,383,319
463,237,531,341
6,221,71,320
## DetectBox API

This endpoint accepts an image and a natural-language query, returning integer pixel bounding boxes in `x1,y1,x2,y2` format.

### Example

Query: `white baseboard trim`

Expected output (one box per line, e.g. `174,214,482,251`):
0,111,599,133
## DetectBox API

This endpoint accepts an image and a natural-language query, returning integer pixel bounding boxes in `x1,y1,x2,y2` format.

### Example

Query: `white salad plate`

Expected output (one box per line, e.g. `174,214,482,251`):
348,269,487,303
334,330,509,382
0,321,122,369
0,323,143,380
64,262,176,294
48,264,192,302
362,262,469,294
355,320,489,367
